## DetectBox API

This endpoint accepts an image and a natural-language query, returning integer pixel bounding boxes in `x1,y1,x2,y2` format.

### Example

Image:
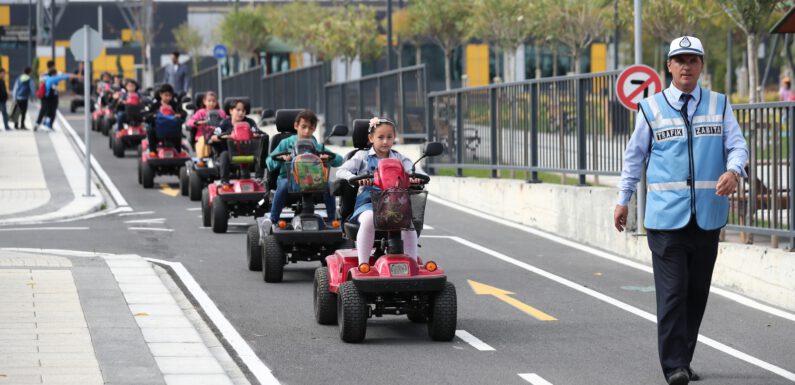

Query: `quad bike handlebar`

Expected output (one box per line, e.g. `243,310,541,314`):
348,173,429,186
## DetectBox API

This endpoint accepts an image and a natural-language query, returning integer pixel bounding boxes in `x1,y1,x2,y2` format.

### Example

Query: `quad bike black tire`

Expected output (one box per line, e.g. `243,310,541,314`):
141,160,155,189
338,281,367,343
314,267,337,325
427,282,457,341
179,167,189,196
262,234,285,283
211,196,228,233
247,225,263,271
201,188,211,227
108,130,113,149
100,118,110,136
189,170,203,201
91,119,97,131
112,135,125,158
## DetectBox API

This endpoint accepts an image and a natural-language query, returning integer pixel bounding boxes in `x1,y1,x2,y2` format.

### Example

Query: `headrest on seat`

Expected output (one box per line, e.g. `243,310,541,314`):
351,119,371,149
193,92,206,108
223,97,251,115
275,109,302,134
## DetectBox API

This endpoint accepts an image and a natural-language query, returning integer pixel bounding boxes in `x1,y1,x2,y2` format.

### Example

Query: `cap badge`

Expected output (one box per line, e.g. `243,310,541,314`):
680,37,691,48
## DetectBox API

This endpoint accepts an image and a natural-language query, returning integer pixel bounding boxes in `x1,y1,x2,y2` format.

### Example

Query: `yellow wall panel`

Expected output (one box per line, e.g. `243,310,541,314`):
56,40,70,48
590,43,607,73
465,44,489,87
289,53,303,69
0,6,10,27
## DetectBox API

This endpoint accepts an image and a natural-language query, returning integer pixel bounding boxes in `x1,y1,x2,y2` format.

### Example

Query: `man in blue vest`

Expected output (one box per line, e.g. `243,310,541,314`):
614,36,748,385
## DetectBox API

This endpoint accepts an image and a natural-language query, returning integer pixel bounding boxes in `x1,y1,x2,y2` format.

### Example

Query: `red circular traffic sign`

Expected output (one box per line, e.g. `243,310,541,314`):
616,65,662,111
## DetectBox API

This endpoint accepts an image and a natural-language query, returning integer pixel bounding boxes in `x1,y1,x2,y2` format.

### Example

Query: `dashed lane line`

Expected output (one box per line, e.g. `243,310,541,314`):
186,207,202,211
128,227,174,232
422,235,795,382
518,373,553,385
0,227,90,231
118,211,155,217
124,218,167,224
455,330,495,351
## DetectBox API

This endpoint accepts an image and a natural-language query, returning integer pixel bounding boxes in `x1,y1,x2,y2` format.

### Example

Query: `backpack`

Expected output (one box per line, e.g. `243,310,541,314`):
36,81,46,99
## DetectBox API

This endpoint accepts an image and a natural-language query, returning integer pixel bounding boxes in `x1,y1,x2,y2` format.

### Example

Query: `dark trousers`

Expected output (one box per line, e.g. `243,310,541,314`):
0,101,8,129
13,99,29,128
36,95,58,126
647,217,720,377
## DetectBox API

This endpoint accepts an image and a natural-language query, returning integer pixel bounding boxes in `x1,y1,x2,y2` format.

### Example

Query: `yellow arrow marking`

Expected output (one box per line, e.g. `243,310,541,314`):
468,279,556,321
159,183,179,197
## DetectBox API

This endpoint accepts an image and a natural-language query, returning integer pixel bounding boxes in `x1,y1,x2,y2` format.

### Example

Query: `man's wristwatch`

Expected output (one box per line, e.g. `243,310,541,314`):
728,169,741,183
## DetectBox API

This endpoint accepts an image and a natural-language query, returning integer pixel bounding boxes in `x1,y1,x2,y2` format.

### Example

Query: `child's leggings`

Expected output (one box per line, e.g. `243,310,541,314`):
356,210,418,264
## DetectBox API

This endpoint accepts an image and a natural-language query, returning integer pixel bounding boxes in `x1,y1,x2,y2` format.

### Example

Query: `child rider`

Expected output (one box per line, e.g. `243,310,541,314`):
208,98,263,186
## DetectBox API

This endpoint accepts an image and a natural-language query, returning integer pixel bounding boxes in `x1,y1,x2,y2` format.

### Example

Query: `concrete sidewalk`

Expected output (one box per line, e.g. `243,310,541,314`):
0,104,106,226
0,249,249,385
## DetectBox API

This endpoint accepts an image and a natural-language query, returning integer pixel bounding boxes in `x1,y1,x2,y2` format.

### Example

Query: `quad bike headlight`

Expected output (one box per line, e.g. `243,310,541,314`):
358,263,370,273
425,261,438,272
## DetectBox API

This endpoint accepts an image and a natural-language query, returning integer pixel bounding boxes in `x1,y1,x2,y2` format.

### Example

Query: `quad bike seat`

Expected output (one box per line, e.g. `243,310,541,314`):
335,119,372,221
267,109,300,191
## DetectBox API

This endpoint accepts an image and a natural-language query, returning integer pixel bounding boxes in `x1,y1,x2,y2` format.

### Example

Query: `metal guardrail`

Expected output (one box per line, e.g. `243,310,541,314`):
324,65,427,140
192,65,219,96
261,63,327,113
427,70,632,183
222,66,265,108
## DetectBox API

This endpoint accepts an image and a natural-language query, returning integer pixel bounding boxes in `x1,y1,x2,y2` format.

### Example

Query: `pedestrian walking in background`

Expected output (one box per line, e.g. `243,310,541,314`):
163,51,190,95
11,67,35,130
35,68,81,131
0,68,9,130
613,36,749,385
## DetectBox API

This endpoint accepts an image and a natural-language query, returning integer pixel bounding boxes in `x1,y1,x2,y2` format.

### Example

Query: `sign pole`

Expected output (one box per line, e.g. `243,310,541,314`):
83,24,93,197
634,0,645,235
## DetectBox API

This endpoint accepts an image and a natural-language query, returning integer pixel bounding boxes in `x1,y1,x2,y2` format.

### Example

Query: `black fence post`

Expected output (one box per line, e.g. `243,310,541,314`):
455,91,463,177
400,69,407,136
576,77,587,186
490,87,498,179
529,82,541,183
789,105,795,250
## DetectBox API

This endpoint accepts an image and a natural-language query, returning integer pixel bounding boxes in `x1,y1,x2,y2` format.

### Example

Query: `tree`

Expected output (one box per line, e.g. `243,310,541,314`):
269,1,329,64
552,0,610,74
172,22,204,74
218,6,270,70
388,8,426,67
318,5,383,80
409,0,473,90
471,0,536,82
716,0,779,102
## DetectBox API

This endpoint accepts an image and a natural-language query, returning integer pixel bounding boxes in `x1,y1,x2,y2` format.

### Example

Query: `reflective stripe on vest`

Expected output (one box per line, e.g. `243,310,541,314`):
638,88,728,230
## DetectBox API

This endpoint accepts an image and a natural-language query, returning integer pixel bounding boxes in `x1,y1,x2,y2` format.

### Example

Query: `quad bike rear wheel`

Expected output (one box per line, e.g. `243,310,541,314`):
179,167,189,196
201,188,211,227
141,160,155,188
427,282,457,341
112,135,125,158
338,281,367,343
262,234,284,283
211,196,228,233
314,267,337,325
189,170,203,201
247,225,263,271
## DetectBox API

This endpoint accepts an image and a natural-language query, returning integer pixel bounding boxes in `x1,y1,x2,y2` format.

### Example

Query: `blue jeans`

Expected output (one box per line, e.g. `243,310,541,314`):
116,111,125,132
269,178,336,223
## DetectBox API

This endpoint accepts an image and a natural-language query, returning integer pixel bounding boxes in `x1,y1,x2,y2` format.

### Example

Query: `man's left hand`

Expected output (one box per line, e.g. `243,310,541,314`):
715,171,739,196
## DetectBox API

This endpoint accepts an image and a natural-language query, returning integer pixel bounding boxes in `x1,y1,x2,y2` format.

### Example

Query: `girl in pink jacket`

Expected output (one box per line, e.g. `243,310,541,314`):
187,91,226,143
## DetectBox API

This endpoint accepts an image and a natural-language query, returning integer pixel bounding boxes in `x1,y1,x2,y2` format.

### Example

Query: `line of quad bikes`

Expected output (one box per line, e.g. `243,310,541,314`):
90,85,456,343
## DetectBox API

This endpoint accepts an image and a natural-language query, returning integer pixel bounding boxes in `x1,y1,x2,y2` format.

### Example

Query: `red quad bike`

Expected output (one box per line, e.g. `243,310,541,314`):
179,108,223,200
247,123,349,282
137,108,191,188
201,122,269,234
110,93,148,158
314,141,455,343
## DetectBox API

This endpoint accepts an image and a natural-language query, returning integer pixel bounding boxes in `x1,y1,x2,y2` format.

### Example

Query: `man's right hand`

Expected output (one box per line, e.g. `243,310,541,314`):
614,204,628,232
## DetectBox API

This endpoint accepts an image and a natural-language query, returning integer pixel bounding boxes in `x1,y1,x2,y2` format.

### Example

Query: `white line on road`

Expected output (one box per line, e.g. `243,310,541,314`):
427,195,795,323
124,218,166,224
186,207,202,211
128,227,174,232
229,222,250,226
422,234,795,382
119,211,156,217
0,227,89,231
518,373,553,385
146,258,280,385
455,330,495,351
423,224,435,230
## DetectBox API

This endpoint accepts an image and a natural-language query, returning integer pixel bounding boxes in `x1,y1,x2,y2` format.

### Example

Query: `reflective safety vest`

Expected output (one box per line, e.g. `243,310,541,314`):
638,88,728,230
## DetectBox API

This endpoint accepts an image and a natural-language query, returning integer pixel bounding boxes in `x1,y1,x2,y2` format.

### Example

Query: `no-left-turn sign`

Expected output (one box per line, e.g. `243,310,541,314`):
616,65,662,111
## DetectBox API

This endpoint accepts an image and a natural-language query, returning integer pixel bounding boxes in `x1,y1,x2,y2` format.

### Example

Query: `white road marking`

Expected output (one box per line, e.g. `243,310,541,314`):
427,195,795,323
128,227,174,232
0,227,89,231
518,373,553,385
229,222,250,226
119,211,155,217
146,258,280,385
455,330,495,351
124,218,166,224
186,207,202,211
422,234,795,382
423,224,435,230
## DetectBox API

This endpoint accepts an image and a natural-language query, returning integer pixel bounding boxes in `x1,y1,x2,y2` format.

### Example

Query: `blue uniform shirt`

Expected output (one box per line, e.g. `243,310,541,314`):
617,84,749,206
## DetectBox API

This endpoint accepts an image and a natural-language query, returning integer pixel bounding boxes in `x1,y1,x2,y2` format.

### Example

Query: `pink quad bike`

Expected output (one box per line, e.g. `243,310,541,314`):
313,141,456,343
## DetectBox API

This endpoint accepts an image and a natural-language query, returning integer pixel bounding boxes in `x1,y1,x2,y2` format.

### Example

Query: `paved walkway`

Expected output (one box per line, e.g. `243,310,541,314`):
0,118,50,216
0,249,247,385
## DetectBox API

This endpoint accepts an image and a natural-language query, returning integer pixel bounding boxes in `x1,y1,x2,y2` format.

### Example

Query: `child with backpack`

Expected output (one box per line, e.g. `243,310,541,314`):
35,68,80,131
11,67,36,130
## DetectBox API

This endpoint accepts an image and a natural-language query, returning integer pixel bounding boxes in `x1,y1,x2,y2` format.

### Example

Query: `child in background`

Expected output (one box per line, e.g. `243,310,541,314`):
186,91,226,158
145,83,185,154
266,110,343,225
209,98,262,185
114,79,140,134
335,117,425,265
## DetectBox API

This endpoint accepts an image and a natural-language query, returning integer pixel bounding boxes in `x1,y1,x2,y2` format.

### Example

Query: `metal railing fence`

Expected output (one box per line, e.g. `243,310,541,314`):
427,70,633,183
261,63,327,113
324,65,427,140
222,66,265,108
192,65,219,96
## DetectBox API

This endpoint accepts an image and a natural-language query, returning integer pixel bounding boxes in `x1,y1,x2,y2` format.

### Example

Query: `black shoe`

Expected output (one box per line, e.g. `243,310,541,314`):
687,367,700,381
666,368,690,385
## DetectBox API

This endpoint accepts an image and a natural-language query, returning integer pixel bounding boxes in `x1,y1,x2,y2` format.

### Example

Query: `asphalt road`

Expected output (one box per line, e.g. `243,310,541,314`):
2,113,794,385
